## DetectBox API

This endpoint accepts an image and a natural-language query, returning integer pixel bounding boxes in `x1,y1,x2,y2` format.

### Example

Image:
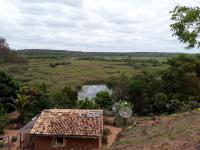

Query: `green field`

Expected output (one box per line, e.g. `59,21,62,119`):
0,50,171,90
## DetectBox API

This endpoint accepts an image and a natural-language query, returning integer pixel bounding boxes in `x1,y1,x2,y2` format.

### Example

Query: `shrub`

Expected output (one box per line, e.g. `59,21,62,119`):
102,128,111,144
103,128,111,136
95,91,112,109
102,135,108,144
49,62,71,68
0,71,19,113
113,116,126,128
11,136,17,142
0,108,8,134
152,93,168,113
0,141,4,148
77,99,97,109
167,99,181,113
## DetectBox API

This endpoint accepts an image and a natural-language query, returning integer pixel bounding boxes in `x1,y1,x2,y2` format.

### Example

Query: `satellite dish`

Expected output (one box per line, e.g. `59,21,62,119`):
119,106,132,119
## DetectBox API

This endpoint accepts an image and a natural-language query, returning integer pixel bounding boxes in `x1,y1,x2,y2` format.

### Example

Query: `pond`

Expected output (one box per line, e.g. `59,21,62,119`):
78,85,112,100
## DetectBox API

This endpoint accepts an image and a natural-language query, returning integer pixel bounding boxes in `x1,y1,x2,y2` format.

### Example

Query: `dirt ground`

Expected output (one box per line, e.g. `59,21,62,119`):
109,111,200,150
104,125,122,148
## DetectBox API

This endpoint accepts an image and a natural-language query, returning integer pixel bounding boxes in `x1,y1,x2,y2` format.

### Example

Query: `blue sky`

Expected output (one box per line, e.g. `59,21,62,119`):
0,0,199,52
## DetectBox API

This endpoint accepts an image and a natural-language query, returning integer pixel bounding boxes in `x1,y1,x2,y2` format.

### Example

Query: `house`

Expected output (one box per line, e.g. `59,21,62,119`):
20,109,103,150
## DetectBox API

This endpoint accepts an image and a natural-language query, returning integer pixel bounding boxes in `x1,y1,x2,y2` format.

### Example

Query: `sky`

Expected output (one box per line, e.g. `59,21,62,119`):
0,0,199,52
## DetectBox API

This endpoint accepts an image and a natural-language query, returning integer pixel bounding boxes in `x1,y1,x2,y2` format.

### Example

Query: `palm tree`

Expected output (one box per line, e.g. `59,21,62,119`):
16,94,29,121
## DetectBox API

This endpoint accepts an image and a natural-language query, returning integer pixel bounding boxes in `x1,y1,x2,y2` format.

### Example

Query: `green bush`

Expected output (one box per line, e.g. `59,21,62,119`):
11,136,17,142
77,99,97,109
0,141,4,148
152,93,168,113
102,135,108,144
113,116,126,128
102,128,111,144
49,62,71,68
95,91,112,109
103,128,111,136
167,99,181,113
0,107,8,134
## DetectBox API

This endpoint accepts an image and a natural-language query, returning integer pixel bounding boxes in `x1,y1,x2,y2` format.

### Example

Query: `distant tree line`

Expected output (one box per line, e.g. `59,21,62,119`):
19,49,181,59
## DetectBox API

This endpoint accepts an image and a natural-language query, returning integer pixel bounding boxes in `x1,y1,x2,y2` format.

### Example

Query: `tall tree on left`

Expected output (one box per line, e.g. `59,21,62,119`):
0,37,12,63
0,36,27,63
0,71,20,113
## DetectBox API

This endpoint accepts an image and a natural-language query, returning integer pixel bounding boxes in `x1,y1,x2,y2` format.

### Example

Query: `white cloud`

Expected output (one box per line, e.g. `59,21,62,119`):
0,0,199,52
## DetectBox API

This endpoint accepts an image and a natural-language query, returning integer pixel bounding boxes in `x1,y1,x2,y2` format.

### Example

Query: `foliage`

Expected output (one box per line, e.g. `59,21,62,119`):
0,107,8,134
0,141,4,148
115,100,132,111
128,79,144,115
15,93,29,120
94,91,112,109
49,61,71,68
152,93,168,113
113,73,130,101
113,114,126,128
170,6,200,49
0,50,200,125
77,99,97,109
102,128,111,144
11,136,17,143
0,71,19,113
162,55,200,96
52,86,77,109
18,83,52,123
0,37,27,64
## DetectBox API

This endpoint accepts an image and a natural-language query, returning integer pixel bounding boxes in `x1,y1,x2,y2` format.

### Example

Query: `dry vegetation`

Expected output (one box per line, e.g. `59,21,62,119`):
109,110,200,150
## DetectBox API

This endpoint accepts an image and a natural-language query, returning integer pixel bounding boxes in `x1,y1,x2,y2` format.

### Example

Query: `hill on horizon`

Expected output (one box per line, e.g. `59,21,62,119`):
18,49,184,58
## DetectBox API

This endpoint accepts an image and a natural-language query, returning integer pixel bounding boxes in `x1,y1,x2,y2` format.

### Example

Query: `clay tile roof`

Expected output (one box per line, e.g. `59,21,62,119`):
30,109,103,137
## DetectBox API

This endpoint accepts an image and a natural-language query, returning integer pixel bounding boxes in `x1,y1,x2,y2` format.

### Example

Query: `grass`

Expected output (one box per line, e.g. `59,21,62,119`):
109,111,200,150
0,56,167,91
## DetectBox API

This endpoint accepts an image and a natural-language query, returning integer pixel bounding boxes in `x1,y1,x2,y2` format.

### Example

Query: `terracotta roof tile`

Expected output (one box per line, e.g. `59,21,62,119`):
30,109,103,137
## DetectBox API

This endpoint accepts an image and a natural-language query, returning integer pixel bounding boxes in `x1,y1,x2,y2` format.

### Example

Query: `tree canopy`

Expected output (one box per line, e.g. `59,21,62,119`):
170,6,200,49
0,71,19,113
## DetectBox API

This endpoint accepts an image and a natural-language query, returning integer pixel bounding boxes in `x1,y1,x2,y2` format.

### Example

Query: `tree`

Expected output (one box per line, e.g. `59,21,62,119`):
0,36,27,63
77,98,96,109
95,91,112,109
170,6,200,49
0,107,8,134
19,84,52,123
0,71,19,113
52,86,78,109
152,93,168,113
0,37,10,63
15,94,29,121
128,80,144,115
113,73,130,101
162,55,200,96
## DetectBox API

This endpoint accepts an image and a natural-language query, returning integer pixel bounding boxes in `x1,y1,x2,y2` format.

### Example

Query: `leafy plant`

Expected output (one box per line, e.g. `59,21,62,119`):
102,128,111,144
11,136,17,142
95,91,112,109
0,107,8,134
